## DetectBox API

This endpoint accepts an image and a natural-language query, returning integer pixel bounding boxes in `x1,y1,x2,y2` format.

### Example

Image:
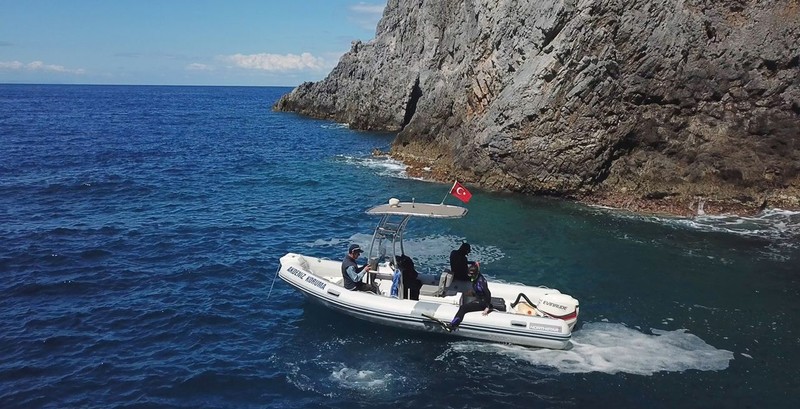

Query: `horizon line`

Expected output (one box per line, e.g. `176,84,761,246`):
0,82,301,88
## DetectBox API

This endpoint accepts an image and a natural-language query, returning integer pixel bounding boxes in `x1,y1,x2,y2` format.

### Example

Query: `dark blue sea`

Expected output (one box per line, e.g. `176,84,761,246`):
1,84,799,409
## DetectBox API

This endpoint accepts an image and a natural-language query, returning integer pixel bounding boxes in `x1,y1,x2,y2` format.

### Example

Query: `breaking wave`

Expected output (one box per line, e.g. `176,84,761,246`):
668,209,800,241
335,154,414,180
591,205,800,250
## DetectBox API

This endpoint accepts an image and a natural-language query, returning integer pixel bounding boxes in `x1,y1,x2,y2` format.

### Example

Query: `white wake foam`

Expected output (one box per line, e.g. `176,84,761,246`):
329,366,392,391
446,322,734,375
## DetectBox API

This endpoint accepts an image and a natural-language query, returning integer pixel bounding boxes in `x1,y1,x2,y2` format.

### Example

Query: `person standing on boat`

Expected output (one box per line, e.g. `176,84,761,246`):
446,264,492,331
449,242,474,281
341,244,375,293
396,254,422,300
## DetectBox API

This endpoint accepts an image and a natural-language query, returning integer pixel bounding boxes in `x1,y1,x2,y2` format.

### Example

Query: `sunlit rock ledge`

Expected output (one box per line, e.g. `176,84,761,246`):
274,0,800,216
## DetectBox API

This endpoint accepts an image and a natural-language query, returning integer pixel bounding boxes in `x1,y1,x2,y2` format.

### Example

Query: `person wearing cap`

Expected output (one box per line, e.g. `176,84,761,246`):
445,263,492,331
449,242,474,281
341,244,375,293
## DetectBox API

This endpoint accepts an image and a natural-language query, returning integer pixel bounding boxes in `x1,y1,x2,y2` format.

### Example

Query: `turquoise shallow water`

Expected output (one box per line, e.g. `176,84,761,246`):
1,84,798,408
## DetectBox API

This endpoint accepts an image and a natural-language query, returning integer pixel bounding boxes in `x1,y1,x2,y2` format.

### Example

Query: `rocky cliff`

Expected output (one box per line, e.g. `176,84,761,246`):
274,0,800,215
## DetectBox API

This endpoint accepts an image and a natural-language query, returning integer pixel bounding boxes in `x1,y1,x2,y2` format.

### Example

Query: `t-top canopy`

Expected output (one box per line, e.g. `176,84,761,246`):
366,201,468,219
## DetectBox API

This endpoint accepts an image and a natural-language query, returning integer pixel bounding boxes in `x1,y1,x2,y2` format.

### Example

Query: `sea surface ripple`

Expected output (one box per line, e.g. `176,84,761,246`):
1,85,798,409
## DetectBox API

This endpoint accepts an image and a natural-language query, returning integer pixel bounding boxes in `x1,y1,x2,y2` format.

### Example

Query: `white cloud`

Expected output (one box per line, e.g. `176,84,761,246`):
350,2,385,14
0,60,85,74
186,63,213,71
0,61,24,70
349,2,385,30
221,52,328,72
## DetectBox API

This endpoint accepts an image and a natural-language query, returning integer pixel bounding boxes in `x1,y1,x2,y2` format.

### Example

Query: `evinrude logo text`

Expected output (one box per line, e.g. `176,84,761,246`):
542,300,567,310
287,266,306,279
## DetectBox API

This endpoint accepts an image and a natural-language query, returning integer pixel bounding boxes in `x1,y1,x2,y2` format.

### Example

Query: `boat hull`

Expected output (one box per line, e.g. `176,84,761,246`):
279,253,573,350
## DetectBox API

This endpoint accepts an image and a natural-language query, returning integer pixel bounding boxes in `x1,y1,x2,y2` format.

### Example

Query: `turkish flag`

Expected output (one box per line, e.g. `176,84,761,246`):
450,181,472,203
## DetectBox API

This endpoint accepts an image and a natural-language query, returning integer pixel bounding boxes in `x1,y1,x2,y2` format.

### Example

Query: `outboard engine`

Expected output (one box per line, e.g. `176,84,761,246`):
537,293,580,330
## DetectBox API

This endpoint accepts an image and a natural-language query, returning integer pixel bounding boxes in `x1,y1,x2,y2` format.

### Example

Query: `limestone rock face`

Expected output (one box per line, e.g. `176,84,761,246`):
274,0,800,212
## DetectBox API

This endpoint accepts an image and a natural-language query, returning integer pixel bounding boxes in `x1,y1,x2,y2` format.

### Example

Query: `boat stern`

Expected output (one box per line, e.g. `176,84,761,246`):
537,293,580,330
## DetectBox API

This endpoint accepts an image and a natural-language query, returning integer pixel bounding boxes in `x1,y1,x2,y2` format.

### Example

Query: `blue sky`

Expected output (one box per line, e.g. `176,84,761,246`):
0,0,385,86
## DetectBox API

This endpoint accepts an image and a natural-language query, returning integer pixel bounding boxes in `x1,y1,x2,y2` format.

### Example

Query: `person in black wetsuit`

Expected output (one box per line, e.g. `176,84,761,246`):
341,244,375,292
446,264,492,331
396,254,422,300
449,242,473,281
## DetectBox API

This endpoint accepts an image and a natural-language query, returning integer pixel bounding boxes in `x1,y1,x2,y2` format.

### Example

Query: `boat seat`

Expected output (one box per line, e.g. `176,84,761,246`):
491,297,507,312
447,279,473,294
418,270,455,297
462,295,508,312
419,284,440,297
416,272,465,305
418,291,462,305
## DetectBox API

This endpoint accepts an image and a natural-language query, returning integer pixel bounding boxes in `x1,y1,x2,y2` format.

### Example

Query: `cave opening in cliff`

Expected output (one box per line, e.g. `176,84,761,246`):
401,78,423,129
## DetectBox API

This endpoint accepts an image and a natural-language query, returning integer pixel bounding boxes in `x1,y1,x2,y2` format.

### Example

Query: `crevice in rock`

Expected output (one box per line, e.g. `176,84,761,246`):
401,77,423,129
541,12,569,49
703,21,716,41
761,59,778,72
592,131,639,185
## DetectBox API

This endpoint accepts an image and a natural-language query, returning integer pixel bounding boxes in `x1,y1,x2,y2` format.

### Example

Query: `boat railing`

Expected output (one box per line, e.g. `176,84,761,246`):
510,292,537,309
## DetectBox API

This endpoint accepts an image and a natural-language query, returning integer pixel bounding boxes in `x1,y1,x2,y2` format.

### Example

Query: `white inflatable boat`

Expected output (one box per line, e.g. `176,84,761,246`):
278,199,580,349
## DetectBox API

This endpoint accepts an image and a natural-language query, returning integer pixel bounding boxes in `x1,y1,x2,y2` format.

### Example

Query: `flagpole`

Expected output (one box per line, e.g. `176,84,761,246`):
441,180,457,204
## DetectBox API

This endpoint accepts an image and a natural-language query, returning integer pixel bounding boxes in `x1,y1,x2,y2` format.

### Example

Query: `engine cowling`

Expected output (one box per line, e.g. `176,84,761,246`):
537,293,580,330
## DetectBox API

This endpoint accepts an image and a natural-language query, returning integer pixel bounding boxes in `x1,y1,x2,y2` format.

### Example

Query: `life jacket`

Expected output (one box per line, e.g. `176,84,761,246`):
341,256,359,290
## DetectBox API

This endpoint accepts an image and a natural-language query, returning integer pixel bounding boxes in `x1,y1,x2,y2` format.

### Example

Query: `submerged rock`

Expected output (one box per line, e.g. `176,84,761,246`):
274,0,800,215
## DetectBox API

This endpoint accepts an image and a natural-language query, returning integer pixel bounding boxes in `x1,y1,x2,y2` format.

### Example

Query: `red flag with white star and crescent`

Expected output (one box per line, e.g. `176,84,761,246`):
450,181,472,203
